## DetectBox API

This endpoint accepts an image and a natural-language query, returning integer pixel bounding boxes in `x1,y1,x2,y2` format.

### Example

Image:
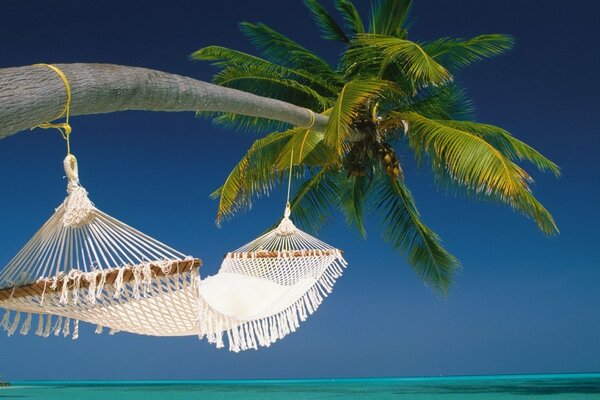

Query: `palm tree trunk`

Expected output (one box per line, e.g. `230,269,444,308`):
0,63,329,139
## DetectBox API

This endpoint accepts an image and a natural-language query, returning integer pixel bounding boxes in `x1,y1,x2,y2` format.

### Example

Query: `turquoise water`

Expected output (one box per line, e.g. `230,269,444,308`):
3,374,600,399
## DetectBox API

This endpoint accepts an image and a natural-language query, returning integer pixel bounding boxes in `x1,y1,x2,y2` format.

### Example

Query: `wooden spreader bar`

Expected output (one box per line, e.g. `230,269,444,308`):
225,249,341,259
0,258,201,302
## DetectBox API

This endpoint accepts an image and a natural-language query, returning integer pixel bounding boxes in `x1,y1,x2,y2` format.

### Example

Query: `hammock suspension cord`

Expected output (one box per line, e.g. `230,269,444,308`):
31,63,73,155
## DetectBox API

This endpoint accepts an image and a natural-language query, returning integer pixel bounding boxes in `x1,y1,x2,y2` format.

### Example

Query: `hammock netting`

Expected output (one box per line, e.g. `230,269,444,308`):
0,155,201,338
0,154,347,350
197,206,347,352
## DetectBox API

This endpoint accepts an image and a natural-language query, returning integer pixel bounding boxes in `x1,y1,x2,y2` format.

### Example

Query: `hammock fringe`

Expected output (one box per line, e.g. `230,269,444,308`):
198,256,347,352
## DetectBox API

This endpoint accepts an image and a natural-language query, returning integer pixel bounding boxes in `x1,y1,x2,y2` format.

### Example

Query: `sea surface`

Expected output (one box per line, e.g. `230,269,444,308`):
2,374,600,399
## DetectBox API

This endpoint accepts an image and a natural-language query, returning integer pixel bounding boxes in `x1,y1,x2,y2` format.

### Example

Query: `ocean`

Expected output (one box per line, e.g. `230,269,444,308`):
2,374,599,399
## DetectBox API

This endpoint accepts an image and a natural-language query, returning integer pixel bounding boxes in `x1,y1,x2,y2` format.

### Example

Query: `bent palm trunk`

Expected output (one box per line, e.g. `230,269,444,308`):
0,63,329,138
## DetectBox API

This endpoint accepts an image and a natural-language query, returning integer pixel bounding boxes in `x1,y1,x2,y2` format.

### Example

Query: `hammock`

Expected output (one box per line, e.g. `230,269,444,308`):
197,206,347,352
0,155,202,338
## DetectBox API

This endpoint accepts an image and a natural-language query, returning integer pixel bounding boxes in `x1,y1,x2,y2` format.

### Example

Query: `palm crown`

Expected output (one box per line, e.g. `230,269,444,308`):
191,0,559,294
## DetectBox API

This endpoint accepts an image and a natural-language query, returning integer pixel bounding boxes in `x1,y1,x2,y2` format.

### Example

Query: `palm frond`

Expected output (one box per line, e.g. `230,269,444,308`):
340,174,369,237
325,79,392,156
196,111,292,134
371,174,459,294
212,129,298,223
369,0,413,37
350,34,453,88
212,157,249,225
304,0,349,43
400,112,558,234
239,22,342,85
191,45,271,68
424,34,515,72
214,66,333,110
275,127,340,171
192,45,340,96
289,168,340,232
402,84,474,120
334,0,364,36
435,119,560,176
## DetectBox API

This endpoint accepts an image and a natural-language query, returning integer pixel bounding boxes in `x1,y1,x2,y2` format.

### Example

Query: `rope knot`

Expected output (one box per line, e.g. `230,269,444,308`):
61,154,96,227
276,214,297,236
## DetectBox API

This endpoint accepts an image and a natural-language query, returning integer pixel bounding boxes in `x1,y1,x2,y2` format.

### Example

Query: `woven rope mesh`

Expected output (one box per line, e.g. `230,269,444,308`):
197,212,347,352
0,155,201,338
222,253,341,286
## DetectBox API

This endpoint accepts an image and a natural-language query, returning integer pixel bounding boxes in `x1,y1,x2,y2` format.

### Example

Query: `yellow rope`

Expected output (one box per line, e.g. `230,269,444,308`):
32,63,73,155
301,109,316,130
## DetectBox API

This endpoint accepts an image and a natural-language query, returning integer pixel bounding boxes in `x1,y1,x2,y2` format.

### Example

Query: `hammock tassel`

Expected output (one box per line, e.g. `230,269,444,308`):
53,316,63,336
1,309,10,331
72,320,79,340
62,317,71,337
35,314,45,336
7,311,21,336
19,312,33,335
43,315,53,338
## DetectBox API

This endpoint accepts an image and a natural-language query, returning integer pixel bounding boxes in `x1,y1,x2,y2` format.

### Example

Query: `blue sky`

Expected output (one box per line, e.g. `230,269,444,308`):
0,0,598,380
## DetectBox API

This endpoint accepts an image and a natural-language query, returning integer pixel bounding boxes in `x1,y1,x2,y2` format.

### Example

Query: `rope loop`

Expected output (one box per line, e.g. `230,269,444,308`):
31,63,73,155
300,109,316,130
63,154,79,183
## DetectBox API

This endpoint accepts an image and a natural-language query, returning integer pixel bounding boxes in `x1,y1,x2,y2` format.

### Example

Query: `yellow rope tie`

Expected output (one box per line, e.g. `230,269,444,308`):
32,64,73,155
300,109,316,130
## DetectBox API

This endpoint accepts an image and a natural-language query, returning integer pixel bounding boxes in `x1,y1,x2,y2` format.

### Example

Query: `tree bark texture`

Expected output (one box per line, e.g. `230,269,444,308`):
0,63,329,139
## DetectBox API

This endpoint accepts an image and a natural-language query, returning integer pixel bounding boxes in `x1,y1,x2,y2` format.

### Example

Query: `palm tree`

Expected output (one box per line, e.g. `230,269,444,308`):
191,0,559,294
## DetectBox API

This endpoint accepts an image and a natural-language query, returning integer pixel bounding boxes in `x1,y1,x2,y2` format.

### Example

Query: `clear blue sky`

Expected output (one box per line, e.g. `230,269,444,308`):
0,0,598,380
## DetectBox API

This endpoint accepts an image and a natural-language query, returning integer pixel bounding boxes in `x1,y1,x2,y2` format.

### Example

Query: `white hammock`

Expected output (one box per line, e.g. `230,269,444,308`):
0,155,201,338
198,205,347,352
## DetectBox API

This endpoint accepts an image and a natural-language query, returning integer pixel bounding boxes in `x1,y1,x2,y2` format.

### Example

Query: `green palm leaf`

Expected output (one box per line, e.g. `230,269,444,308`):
275,128,339,170
369,0,412,37
192,46,340,96
335,0,364,36
351,34,453,88
196,111,291,134
340,174,369,237
436,119,560,176
212,157,249,224
325,79,392,156
413,85,473,120
289,168,340,232
304,0,349,43
400,112,558,234
239,22,342,85
372,174,459,294
424,34,515,71
293,168,369,237
212,129,298,223
214,66,333,110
